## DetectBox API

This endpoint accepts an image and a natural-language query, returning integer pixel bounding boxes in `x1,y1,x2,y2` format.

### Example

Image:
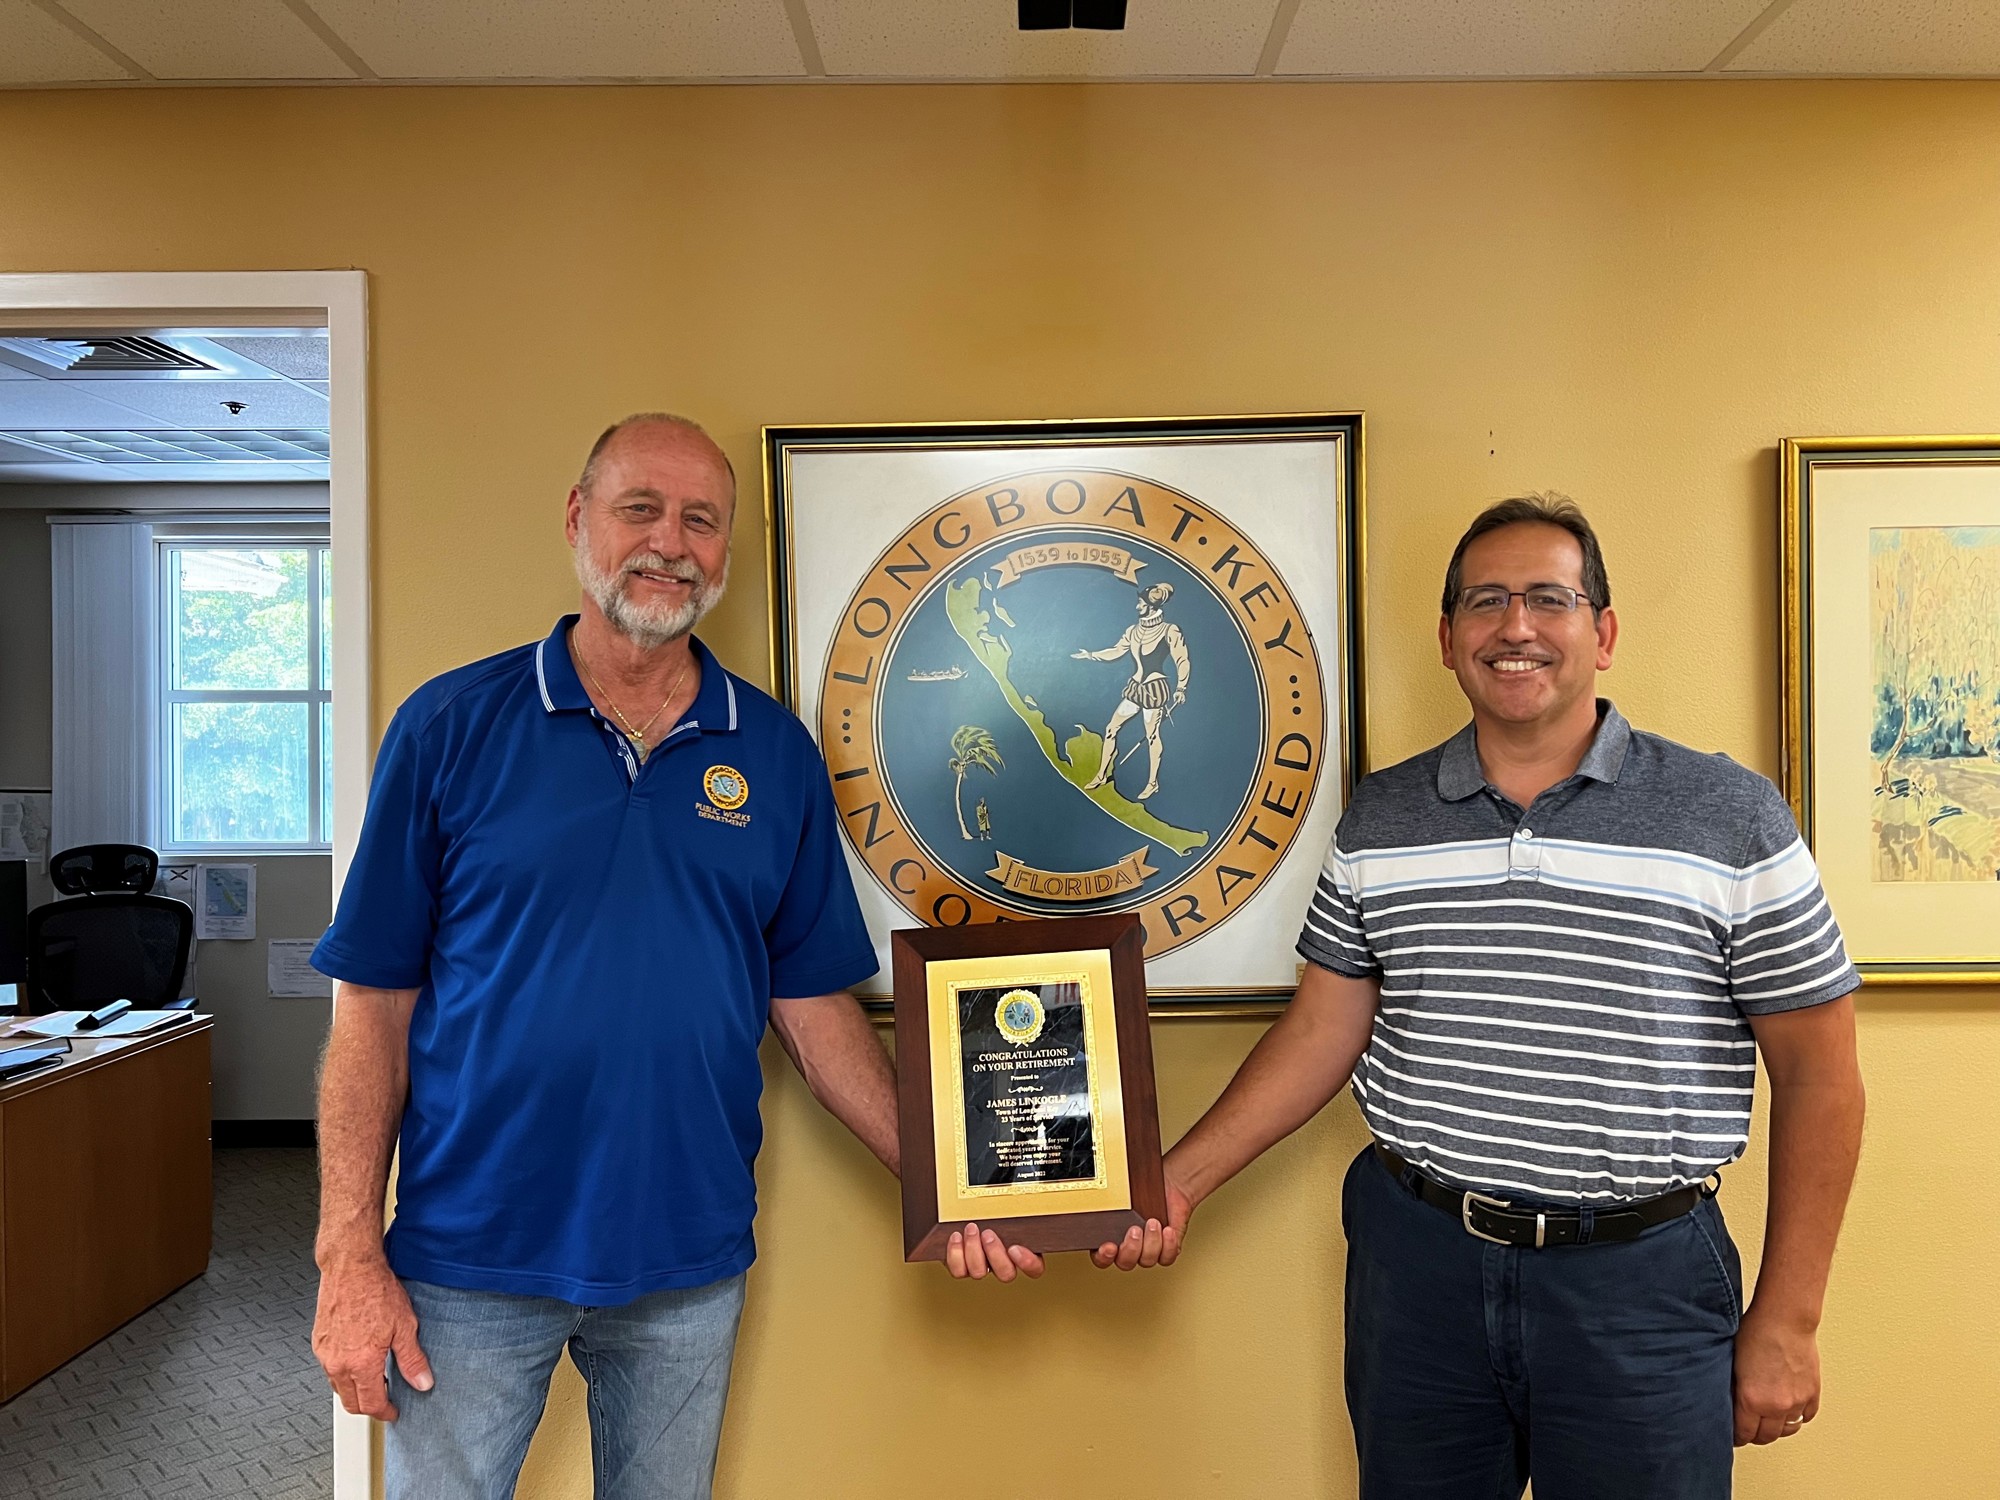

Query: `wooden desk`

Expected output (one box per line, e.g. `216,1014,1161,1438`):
0,1021,213,1402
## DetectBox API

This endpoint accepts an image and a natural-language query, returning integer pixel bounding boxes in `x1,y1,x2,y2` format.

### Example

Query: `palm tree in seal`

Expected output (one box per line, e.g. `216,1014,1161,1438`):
948,725,1004,841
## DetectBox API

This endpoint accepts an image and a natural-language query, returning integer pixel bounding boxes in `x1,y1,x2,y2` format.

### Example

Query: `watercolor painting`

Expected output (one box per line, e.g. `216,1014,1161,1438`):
1870,526,2000,881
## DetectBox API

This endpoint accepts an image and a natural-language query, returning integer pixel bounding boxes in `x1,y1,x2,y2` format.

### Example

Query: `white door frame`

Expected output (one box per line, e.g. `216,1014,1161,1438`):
0,270,374,1498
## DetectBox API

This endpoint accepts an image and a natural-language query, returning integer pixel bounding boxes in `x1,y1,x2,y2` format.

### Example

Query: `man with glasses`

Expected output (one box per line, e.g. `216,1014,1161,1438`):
1090,495,1866,1499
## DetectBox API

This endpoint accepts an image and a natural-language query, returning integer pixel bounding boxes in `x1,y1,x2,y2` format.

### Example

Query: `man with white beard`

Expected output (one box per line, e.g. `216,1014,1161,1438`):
309,414,899,1499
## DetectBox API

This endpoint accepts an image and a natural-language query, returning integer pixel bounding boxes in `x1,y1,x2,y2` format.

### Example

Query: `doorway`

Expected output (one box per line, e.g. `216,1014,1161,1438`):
0,270,369,1497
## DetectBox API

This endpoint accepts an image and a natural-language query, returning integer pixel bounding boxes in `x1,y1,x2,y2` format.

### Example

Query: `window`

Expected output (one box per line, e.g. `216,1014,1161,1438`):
158,539,332,850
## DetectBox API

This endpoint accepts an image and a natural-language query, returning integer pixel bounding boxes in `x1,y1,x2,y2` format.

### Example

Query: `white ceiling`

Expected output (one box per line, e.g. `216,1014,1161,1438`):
304,0,805,80
1280,1,1769,78
2,0,127,82
58,0,352,78
810,0,1274,78
0,330,331,483
1731,0,2000,73
5,0,2000,85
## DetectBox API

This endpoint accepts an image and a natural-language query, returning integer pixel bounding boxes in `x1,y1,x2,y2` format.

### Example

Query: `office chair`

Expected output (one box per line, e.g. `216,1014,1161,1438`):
25,844,195,1014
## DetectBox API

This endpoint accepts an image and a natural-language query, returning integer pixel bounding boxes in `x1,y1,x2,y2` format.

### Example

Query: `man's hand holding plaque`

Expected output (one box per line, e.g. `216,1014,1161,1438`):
1090,1169,1195,1271
942,1223,1045,1283
1080,961,1385,1276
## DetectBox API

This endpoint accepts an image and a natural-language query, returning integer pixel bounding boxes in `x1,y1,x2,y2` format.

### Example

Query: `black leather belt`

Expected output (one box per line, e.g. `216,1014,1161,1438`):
1373,1145,1712,1249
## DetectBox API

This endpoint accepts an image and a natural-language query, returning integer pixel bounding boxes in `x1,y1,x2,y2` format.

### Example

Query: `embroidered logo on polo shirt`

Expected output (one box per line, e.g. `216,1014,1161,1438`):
698,765,752,828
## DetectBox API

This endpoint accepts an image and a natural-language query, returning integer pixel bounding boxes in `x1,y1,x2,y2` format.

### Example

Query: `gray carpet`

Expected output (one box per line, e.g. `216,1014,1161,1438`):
0,1147,331,1498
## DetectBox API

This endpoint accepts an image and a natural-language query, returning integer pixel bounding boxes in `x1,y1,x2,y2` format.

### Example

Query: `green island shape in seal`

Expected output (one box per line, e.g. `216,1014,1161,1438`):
944,577,1209,859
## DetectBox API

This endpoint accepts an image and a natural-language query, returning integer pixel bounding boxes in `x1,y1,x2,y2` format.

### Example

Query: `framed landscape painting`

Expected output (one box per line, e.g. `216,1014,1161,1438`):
1782,436,2000,983
765,414,1365,1010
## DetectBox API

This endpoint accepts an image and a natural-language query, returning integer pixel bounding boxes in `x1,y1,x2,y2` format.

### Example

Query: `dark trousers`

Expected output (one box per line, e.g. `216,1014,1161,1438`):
1342,1145,1742,1500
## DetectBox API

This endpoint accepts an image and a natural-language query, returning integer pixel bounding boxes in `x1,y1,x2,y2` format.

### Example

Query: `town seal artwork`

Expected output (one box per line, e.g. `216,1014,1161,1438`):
820,467,1327,960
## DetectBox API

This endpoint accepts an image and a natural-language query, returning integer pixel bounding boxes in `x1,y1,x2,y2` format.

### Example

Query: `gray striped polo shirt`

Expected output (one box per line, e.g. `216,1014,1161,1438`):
1297,700,1858,1205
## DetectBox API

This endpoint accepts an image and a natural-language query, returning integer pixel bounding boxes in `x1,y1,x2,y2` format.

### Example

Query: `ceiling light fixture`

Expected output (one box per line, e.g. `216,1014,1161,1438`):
1018,0,1127,30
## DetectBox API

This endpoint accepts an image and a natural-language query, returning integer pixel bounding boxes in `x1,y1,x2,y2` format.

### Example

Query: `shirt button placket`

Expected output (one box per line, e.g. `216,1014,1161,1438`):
1510,824,1542,881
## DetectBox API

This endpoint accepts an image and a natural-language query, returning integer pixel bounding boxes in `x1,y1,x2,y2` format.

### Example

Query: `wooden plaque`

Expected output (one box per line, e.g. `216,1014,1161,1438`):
893,913,1165,1260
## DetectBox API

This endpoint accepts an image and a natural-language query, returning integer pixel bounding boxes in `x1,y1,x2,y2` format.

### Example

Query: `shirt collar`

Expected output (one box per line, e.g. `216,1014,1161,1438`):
1575,699,1632,784
1436,697,1630,802
533,616,739,736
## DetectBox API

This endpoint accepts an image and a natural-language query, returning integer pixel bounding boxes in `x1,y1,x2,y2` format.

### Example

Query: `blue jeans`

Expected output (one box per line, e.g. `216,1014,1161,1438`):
385,1274,747,1500
1343,1146,1741,1499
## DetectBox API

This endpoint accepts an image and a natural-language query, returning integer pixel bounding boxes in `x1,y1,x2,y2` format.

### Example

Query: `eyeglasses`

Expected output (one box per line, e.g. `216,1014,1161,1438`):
1454,584,1596,616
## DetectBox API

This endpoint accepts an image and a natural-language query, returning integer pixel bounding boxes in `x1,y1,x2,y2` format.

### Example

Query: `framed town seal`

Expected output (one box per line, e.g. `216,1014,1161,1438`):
766,415,1365,1009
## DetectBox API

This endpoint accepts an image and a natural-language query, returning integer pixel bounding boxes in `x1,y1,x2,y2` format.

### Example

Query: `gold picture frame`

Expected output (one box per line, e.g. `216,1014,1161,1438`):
1781,435,2000,984
763,414,1366,1014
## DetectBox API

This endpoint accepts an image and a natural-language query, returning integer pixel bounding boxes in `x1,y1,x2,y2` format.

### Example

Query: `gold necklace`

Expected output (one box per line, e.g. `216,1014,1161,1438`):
575,644,689,762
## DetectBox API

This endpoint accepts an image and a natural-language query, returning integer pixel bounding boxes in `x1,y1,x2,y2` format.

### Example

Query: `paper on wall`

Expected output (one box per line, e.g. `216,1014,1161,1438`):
194,863,256,940
0,790,51,863
267,938,331,998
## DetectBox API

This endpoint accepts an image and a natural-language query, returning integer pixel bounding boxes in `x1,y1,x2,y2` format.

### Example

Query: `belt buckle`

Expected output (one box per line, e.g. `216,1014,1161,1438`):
1461,1190,1517,1245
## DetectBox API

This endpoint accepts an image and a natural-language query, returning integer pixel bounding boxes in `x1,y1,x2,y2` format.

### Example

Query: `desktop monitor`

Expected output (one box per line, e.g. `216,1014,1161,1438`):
0,861,25,986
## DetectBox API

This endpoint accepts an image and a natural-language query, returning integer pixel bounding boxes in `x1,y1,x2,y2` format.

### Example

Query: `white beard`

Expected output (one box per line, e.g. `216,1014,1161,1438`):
573,519,728,649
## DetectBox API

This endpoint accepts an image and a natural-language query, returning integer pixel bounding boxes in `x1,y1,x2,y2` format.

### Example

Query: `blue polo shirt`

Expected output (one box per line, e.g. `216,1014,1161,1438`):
312,618,877,1304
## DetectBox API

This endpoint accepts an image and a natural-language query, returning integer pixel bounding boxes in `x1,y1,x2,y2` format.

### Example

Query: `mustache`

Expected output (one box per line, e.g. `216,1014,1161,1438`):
620,553,707,586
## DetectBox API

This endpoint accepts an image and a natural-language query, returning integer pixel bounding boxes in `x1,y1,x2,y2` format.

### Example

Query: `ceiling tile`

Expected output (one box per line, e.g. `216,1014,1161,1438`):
68,379,330,427
1727,0,2000,74
306,0,804,78
0,0,131,82
0,434,68,462
1279,0,1769,76
0,382,161,429
60,0,355,78
211,335,332,379
812,0,1275,77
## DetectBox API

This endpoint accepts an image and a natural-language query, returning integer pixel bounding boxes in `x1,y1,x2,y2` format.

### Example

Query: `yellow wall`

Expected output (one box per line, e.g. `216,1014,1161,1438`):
4,79,1994,1497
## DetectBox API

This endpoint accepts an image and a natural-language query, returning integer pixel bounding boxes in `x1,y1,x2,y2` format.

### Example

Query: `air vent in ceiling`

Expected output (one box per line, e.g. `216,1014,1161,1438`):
0,335,217,373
